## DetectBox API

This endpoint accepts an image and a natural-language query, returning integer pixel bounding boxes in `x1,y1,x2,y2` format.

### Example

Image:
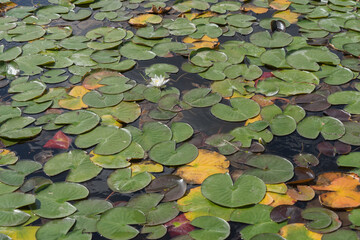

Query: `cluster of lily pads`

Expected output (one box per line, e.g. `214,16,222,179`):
0,0,360,239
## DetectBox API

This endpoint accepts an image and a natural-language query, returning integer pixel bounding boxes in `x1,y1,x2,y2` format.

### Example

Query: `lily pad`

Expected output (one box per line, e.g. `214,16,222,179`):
126,122,172,151
44,150,102,182
33,182,89,219
244,154,294,184
75,126,131,155
183,88,221,107
107,167,151,193
149,140,198,166
97,207,146,240
250,31,293,48
211,98,260,122
0,117,42,139
127,193,179,225
54,110,100,135
201,173,266,208
0,192,35,227
190,216,230,240
90,142,144,169
296,116,345,140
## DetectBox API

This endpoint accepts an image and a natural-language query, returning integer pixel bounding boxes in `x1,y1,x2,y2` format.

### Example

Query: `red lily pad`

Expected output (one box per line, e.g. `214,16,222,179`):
43,131,71,149
164,214,195,237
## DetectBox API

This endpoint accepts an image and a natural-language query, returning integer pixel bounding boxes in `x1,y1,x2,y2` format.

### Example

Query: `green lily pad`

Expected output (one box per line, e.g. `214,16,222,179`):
260,49,291,68
14,54,54,75
327,91,360,114
90,141,144,169
61,9,92,20
120,42,156,60
33,182,89,219
191,50,227,68
250,31,293,48
36,218,91,240
302,208,341,233
0,46,21,62
244,154,294,184
149,140,198,166
8,81,46,102
69,199,113,233
98,75,136,95
269,114,297,136
89,102,141,123
136,26,169,39
0,160,41,187
60,36,89,50
0,105,21,124
145,63,179,78
44,150,102,182
297,116,345,140
163,18,196,36
0,192,35,227
90,50,120,64
40,69,69,84
230,204,273,224
339,122,360,146
141,225,167,239
107,167,151,193
286,48,340,71
226,14,257,28
201,173,266,208
183,88,221,107
44,26,72,40
210,1,241,13
211,98,260,122
54,110,100,135
224,64,262,80
230,125,273,148
83,91,123,108
97,207,146,240
0,117,42,139
127,193,179,225
75,126,131,155
173,0,209,12
171,122,194,143
126,122,172,151
190,216,230,240
8,24,45,42
190,23,222,39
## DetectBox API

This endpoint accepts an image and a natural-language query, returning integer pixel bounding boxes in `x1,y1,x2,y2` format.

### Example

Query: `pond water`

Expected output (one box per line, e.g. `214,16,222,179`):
0,0,359,239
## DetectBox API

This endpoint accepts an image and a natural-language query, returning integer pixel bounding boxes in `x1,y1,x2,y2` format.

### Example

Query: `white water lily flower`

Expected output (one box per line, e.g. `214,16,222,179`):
147,75,170,88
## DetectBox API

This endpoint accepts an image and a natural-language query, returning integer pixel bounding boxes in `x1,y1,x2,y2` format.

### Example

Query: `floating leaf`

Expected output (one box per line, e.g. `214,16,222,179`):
244,154,294,184
108,167,151,193
211,98,260,122
149,141,198,166
279,223,322,240
190,216,230,240
97,207,146,240
311,172,360,208
146,175,187,202
90,142,144,169
44,150,102,182
0,117,42,139
54,110,100,135
75,126,131,155
33,182,89,219
175,149,229,184
177,187,235,221
43,131,71,149
201,173,266,208
297,116,345,140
